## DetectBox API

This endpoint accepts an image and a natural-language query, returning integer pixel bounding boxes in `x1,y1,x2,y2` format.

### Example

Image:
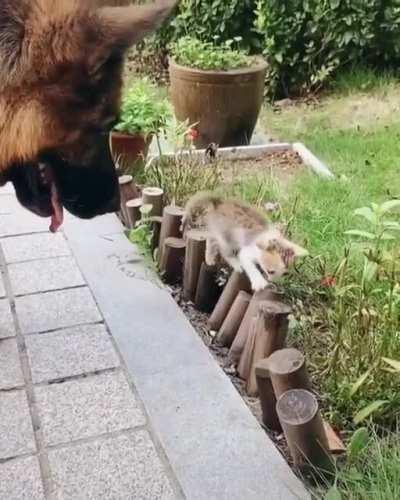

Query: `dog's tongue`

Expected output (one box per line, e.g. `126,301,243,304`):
49,182,64,233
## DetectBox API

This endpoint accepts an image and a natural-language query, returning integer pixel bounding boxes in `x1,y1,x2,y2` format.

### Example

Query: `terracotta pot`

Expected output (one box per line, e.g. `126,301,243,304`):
110,131,152,175
169,58,268,148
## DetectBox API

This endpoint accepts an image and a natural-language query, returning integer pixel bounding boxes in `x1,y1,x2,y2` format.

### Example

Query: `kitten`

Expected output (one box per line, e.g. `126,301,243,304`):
182,192,308,291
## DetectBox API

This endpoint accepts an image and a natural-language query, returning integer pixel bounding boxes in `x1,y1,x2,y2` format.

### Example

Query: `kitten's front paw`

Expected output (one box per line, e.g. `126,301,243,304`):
205,255,217,266
250,276,268,292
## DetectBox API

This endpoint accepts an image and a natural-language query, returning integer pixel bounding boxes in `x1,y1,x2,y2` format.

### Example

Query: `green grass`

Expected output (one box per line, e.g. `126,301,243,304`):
333,427,400,500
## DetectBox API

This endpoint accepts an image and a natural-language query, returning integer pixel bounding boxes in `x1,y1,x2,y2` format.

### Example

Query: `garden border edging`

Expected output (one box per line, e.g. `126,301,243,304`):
63,212,310,500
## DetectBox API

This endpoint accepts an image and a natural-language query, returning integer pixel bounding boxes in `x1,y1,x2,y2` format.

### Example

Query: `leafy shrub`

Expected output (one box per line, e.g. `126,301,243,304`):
114,78,171,136
255,0,400,98
170,37,254,71
155,0,260,53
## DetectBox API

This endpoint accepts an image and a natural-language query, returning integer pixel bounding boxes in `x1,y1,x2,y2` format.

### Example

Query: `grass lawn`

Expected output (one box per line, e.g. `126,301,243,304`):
258,70,400,498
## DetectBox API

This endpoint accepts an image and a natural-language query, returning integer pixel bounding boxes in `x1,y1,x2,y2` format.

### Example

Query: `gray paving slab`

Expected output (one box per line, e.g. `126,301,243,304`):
0,390,36,459
64,214,310,500
0,270,5,297
8,256,85,296
0,456,45,500
0,338,24,390
35,371,146,446
15,287,102,334
1,232,70,264
26,323,120,383
0,195,49,237
0,298,15,338
48,431,175,500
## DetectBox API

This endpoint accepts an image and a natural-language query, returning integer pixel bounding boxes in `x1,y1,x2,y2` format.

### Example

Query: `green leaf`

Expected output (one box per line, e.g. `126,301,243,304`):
347,427,369,461
345,230,376,239
380,199,400,214
382,357,400,372
350,370,371,397
354,207,376,223
382,221,400,231
363,260,378,283
325,486,342,500
353,400,387,424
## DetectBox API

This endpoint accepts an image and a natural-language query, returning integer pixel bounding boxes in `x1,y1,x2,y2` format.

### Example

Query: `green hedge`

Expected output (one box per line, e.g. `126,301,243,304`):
137,0,400,97
255,0,400,97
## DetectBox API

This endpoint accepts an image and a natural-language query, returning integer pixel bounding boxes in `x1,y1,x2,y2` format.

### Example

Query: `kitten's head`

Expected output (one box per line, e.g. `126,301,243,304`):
256,229,308,281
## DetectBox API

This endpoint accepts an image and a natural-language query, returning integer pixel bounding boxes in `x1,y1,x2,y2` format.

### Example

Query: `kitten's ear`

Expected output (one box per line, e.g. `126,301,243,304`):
98,0,177,45
278,237,308,263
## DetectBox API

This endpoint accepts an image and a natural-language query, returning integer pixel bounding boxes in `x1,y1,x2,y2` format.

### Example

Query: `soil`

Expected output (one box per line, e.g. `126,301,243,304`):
170,285,293,465
219,150,304,189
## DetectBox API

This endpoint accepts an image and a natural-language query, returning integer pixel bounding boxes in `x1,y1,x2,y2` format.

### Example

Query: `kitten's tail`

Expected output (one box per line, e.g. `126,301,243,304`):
182,192,221,232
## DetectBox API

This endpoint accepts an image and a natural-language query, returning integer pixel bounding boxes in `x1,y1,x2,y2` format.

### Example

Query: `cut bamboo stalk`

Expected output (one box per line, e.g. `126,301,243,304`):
194,263,221,313
267,348,311,400
276,389,333,474
208,272,251,331
255,359,281,431
159,237,186,284
158,205,185,263
236,300,290,396
217,291,251,346
228,289,282,364
142,187,164,217
149,215,163,253
119,175,139,225
125,198,143,229
183,230,207,301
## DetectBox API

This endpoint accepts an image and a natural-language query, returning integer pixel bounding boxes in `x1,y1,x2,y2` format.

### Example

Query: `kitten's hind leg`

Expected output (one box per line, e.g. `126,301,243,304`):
238,246,268,291
205,238,219,266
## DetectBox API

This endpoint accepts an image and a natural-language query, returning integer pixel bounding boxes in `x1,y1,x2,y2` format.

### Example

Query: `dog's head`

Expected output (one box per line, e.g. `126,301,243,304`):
0,0,177,230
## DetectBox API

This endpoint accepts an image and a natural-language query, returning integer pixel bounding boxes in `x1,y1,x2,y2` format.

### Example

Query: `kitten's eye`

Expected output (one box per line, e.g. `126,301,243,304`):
267,270,276,275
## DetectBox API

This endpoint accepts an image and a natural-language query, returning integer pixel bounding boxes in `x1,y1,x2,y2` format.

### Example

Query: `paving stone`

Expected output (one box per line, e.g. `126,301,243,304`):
9,257,85,295
0,338,24,390
0,298,15,338
0,270,5,297
0,195,49,237
26,324,120,383
0,456,45,500
49,431,175,500
35,371,145,446
0,390,36,459
1,232,70,264
16,287,101,334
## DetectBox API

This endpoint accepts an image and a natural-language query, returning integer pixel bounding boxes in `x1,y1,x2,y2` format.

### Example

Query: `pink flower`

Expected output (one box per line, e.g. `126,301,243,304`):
187,128,199,141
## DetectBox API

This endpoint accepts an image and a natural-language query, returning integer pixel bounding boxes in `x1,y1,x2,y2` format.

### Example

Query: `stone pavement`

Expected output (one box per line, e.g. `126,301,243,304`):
0,184,309,500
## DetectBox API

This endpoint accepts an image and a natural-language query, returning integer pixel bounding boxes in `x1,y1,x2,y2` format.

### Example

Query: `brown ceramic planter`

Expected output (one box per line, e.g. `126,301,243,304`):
110,131,152,175
169,57,267,148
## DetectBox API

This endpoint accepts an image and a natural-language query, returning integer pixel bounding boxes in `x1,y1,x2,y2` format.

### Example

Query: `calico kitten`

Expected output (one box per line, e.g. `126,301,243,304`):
183,192,308,291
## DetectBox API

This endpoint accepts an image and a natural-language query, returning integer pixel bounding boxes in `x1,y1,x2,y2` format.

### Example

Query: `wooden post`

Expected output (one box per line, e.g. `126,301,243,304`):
149,215,163,253
142,187,164,216
183,230,207,302
255,359,281,432
158,205,185,263
267,348,311,399
194,263,221,313
159,237,186,284
236,300,290,396
125,198,143,229
119,175,139,225
276,389,333,475
217,291,251,346
208,272,251,331
228,289,282,364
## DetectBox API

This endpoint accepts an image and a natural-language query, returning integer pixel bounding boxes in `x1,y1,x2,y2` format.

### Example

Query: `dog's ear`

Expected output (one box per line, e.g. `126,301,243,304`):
98,0,177,46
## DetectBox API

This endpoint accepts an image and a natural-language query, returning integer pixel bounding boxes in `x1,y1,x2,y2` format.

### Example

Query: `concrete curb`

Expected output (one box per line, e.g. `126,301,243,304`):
64,213,310,500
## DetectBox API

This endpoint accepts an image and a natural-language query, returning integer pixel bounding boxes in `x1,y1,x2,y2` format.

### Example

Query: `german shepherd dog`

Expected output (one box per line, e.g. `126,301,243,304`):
0,0,176,231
